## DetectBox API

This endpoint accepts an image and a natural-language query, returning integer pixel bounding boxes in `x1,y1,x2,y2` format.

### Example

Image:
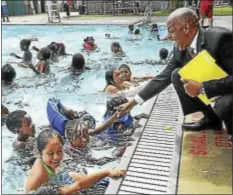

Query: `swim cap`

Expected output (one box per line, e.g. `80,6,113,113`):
6,110,27,134
1,64,16,85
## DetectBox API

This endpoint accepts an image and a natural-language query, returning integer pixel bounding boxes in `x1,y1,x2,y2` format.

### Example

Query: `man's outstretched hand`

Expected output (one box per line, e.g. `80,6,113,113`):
117,99,137,117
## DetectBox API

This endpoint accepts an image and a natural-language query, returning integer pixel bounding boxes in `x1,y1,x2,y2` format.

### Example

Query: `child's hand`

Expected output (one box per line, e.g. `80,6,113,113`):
108,169,126,178
10,53,16,57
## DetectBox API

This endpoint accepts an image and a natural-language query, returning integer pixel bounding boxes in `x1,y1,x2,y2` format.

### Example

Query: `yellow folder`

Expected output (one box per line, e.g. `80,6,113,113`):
178,50,228,105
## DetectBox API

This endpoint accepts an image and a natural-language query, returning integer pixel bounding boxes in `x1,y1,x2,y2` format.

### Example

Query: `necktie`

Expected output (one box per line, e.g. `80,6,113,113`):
187,47,196,58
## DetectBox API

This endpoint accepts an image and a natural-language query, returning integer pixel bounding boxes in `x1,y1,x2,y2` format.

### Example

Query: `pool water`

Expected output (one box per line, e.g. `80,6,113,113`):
2,24,173,194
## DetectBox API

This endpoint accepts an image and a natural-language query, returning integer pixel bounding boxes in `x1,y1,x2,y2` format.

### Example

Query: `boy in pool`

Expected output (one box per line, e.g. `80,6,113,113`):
145,48,169,65
5,110,36,150
25,128,126,194
10,38,38,66
128,25,134,33
89,96,148,139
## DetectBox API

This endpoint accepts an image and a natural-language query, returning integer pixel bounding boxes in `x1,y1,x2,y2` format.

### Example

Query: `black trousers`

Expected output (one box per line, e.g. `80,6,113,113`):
171,69,232,135
64,3,70,17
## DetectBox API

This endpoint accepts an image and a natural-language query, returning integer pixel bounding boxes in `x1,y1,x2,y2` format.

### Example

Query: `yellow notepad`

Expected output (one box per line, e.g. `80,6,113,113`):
178,50,228,105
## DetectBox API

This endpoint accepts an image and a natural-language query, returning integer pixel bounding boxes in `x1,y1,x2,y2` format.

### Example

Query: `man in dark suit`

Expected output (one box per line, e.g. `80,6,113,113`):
117,8,232,136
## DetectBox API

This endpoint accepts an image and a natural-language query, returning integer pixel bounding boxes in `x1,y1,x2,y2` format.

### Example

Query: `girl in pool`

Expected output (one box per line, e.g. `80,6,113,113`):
118,64,154,87
103,69,126,94
82,36,99,51
28,47,51,74
25,128,126,194
110,42,125,56
70,53,91,73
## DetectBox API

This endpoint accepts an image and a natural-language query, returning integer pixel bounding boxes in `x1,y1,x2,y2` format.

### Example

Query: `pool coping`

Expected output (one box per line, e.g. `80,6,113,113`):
105,86,184,194
104,94,158,195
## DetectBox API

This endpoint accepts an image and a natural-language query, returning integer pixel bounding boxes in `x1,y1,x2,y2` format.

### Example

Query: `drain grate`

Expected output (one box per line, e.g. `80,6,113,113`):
105,87,183,194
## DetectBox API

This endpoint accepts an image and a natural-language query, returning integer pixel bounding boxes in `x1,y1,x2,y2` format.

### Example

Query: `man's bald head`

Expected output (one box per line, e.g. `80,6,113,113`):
167,7,198,26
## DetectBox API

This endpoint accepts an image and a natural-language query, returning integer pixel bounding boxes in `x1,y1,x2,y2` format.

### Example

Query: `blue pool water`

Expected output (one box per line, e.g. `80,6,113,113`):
2,24,173,194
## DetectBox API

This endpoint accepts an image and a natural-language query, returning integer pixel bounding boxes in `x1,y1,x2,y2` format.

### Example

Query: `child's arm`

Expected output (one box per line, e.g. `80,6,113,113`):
28,63,40,75
89,113,118,135
10,53,22,59
133,75,155,81
60,169,126,194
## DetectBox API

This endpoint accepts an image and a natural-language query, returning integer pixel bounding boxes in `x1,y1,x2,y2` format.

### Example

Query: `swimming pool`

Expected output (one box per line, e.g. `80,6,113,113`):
2,24,173,194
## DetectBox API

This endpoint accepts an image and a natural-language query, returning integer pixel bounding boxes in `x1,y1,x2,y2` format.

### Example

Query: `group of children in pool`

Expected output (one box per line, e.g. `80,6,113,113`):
2,23,170,194
4,94,148,194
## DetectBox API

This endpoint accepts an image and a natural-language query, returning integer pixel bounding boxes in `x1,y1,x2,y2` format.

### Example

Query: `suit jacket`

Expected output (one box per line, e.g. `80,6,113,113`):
138,26,233,101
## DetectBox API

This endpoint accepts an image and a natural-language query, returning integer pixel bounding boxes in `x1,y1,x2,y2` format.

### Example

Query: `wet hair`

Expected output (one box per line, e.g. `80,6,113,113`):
128,25,134,31
65,119,83,143
30,184,60,195
6,110,27,134
159,48,169,60
48,43,58,53
104,96,128,117
57,43,66,55
39,47,51,61
118,64,132,75
1,104,9,115
152,23,158,29
105,70,115,85
71,53,85,70
1,64,16,85
111,42,121,53
134,29,140,35
37,128,63,154
17,134,28,142
79,112,96,129
20,39,31,50
84,36,94,42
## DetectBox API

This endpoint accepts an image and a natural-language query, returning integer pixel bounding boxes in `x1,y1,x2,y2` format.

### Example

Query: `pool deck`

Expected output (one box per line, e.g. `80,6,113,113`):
2,13,232,30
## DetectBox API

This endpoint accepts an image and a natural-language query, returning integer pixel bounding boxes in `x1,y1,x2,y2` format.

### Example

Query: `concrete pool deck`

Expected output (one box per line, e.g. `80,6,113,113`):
2,13,232,30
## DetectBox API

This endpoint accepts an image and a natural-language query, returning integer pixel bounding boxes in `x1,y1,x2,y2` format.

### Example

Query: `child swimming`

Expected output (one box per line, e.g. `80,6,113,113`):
110,42,125,56
25,128,126,194
10,38,38,66
29,47,51,74
145,48,169,65
83,36,99,51
5,110,36,150
1,64,16,85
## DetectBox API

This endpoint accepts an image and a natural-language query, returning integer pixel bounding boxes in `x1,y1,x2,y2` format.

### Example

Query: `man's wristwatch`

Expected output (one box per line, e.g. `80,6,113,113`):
199,83,205,95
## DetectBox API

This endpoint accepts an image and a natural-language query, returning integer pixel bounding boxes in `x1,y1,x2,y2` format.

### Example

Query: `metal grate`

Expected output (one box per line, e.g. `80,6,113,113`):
116,87,183,194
